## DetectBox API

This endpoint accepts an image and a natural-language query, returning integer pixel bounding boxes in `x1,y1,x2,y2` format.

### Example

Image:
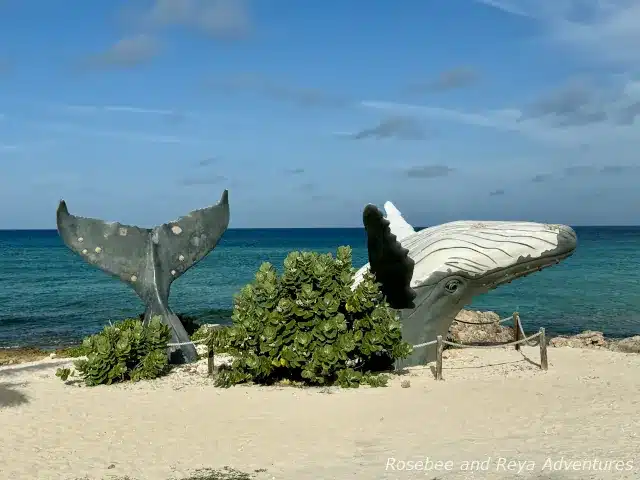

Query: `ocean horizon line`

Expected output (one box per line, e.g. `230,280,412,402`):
1,225,640,232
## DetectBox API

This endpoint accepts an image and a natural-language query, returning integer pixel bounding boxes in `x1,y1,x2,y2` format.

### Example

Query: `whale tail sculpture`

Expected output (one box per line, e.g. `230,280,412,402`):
359,201,577,368
56,190,230,364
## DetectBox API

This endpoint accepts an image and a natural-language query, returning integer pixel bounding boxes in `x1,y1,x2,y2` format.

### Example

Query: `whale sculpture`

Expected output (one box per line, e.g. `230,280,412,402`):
56,190,230,364
354,201,577,368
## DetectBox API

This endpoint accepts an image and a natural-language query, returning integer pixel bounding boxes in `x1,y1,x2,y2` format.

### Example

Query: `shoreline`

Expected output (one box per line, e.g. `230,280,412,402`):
2,309,638,366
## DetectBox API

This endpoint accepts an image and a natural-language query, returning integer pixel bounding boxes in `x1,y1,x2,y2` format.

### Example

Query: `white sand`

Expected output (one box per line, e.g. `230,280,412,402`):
1,346,639,480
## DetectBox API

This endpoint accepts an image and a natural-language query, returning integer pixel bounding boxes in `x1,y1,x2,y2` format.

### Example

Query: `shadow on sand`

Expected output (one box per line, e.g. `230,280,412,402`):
0,382,29,408
0,359,72,377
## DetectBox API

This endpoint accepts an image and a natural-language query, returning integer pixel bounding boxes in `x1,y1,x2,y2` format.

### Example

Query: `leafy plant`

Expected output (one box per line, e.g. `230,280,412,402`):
55,344,88,358
212,246,412,388
138,312,202,337
56,316,172,386
55,367,72,381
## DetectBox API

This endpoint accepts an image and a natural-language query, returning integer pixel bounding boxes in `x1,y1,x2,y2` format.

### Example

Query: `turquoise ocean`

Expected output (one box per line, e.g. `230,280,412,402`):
1,227,639,349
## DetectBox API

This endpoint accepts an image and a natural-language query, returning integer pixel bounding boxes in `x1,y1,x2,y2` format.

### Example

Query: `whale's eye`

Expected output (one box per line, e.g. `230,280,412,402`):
444,279,461,294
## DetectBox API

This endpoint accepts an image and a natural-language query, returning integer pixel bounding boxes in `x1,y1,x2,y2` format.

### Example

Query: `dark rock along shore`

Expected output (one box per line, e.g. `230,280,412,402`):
450,310,640,354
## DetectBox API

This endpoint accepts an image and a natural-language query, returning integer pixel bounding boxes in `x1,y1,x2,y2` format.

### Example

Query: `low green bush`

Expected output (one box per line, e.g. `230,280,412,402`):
137,312,202,337
54,344,88,358
211,246,412,388
56,317,172,386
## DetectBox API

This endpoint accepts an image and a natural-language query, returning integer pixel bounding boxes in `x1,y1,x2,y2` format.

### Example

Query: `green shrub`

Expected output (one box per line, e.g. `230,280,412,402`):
212,246,412,388
56,316,172,386
138,311,202,337
54,344,88,358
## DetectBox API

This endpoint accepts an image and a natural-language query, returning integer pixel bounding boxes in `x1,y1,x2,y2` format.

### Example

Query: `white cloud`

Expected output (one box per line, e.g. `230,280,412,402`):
61,104,176,116
140,0,251,39
475,0,640,66
81,34,161,70
30,121,184,144
0,143,19,152
359,98,639,146
356,2,640,148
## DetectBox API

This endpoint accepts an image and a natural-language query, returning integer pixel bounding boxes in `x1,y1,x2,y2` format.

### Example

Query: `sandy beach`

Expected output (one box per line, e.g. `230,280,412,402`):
1,345,639,480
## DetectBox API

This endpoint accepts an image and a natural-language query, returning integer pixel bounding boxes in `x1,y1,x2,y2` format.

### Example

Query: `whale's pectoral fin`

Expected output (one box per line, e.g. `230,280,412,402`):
383,201,416,242
56,200,151,284
363,204,416,309
158,189,230,281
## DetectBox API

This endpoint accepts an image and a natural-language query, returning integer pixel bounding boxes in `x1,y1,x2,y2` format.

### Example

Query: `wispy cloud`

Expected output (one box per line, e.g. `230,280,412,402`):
405,165,455,179
0,143,19,153
406,67,479,94
518,77,640,129
180,174,228,186
563,164,640,177
130,0,252,40
198,157,218,167
206,74,350,108
285,167,305,175
30,121,184,144
489,189,506,196
344,116,431,140
61,104,177,116
531,173,553,183
474,0,640,66
360,95,640,146
563,165,596,177
530,164,640,183
79,34,161,70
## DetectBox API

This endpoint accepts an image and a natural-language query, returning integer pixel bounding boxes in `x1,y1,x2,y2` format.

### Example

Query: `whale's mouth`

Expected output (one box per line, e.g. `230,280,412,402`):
481,249,575,290
478,226,577,290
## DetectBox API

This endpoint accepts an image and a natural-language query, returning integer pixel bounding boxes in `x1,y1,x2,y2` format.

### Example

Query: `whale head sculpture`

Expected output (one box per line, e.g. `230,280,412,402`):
353,201,577,368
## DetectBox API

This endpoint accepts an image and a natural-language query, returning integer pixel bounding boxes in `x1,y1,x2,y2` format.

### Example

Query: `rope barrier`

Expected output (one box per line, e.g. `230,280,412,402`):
166,337,211,347
412,340,438,349
516,317,540,347
411,313,543,351
443,331,541,349
168,315,538,353
453,314,514,325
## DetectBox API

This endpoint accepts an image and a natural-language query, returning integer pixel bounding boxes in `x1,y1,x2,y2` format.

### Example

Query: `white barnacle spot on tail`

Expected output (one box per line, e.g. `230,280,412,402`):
119,227,128,236
171,225,183,235
81,249,88,254
130,275,137,282
191,236,200,247
77,237,84,242
94,247,102,254
178,254,185,261
171,270,176,276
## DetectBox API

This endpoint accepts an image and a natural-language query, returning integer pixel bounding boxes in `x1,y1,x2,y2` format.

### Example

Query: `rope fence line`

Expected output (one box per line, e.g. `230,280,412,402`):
452,314,514,325
163,313,549,379
166,337,211,347
442,331,541,349
409,312,549,380
167,326,223,376
433,312,548,380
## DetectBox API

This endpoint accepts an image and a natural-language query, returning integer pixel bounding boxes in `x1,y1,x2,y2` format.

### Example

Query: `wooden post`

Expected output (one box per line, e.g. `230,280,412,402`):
539,328,548,371
436,335,444,381
207,344,215,377
513,312,521,351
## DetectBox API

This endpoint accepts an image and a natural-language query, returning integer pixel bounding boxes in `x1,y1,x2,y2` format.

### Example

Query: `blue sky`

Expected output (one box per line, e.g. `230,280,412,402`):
1,0,640,228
